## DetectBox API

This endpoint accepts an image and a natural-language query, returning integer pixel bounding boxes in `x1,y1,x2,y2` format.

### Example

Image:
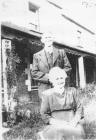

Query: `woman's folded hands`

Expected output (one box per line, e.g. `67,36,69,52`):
49,118,78,129
49,118,84,136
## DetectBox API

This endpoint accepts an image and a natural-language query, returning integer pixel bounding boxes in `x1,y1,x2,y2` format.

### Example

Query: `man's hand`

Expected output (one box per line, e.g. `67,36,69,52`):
45,73,49,79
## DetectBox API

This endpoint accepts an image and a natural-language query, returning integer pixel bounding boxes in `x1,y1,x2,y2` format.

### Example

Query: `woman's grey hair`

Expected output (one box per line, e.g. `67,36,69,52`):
48,67,67,83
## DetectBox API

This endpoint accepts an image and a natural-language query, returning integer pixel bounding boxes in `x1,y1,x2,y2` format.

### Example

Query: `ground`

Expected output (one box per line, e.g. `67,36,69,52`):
2,113,96,140
2,83,96,140
2,113,45,140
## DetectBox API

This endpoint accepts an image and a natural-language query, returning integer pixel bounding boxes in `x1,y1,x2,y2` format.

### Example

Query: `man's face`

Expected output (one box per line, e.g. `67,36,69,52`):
44,36,53,53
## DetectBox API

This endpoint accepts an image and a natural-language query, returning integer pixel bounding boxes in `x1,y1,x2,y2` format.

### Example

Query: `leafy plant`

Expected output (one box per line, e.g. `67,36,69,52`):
6,44,20,89
78,83,96,139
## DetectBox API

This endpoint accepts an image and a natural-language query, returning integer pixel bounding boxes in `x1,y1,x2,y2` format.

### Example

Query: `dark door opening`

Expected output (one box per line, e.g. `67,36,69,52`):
84,57,95,83
67,53,79,87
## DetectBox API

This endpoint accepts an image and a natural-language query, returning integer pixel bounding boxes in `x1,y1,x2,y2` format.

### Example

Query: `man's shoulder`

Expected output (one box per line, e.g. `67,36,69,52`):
34,49,44,56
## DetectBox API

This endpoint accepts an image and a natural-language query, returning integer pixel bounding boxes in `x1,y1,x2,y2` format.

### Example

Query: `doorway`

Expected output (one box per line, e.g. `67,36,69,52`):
84,57,96,84
67,53,79,87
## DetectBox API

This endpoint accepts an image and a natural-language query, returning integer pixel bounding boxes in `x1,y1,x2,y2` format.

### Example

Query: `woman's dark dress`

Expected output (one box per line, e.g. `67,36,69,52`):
40,87,85,140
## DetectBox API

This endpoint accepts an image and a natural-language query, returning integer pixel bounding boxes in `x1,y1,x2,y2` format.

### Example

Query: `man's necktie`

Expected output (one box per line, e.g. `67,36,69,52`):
48,52,53,69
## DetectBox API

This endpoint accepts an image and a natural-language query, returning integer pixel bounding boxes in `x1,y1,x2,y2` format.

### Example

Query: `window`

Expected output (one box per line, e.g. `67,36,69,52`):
29,2,38,13
28,2,40,31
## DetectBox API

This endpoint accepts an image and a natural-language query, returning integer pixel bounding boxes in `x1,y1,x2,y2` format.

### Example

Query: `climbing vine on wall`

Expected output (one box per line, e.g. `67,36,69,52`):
6,37,43,95
6,43,20,89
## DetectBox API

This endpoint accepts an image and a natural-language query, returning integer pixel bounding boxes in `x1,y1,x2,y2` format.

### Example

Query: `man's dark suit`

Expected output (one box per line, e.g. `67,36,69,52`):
32,45,71,97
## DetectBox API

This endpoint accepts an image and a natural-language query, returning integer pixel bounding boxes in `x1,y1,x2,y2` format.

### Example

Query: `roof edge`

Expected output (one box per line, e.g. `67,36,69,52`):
1,22,42,38
53,41,96,57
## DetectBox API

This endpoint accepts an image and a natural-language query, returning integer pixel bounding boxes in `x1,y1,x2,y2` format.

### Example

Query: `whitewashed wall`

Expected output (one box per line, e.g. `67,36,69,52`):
1,0,39,30
39,1,96,54
1,0,96,54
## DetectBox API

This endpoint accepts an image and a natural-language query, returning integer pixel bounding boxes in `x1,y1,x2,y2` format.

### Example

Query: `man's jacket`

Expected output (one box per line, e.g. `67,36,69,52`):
32,45,71,84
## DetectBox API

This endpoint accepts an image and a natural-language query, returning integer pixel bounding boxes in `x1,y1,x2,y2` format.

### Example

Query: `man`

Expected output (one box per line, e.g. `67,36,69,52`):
31,32,72,98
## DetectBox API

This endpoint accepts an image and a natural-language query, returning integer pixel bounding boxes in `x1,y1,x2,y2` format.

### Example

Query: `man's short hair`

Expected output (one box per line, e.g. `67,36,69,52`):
41,32,54,43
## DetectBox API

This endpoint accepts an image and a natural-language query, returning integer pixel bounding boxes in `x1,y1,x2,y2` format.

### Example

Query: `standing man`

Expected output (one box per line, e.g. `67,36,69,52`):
31,32,72,98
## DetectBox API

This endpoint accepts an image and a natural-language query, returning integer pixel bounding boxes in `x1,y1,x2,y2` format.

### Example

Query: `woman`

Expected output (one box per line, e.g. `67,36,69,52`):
38,67,85,140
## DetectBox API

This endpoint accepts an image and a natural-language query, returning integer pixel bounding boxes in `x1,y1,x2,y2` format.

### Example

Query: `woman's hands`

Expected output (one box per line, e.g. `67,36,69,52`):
50,118,75,127
49,118,77,129
70,114,81,127
69,120,78,127
49,118,84,137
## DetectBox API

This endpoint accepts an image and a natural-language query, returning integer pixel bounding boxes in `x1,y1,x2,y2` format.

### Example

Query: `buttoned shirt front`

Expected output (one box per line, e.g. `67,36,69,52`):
46,52,53,69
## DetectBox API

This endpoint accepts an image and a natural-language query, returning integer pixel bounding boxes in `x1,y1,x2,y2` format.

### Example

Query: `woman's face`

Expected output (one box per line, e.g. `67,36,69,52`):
53,75,66,93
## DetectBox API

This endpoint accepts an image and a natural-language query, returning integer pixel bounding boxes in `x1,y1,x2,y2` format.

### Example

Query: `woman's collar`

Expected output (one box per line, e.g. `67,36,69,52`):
53,88,66,98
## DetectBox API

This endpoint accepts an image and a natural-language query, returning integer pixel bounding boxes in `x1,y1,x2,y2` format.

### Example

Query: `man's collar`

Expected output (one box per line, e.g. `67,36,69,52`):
44,48,53,55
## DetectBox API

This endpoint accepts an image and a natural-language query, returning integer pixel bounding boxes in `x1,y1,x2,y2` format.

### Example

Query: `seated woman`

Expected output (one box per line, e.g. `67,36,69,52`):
38,67,85,140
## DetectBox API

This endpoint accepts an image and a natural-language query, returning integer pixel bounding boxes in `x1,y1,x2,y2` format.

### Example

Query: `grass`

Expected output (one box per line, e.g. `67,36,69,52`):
2,112,45,140
3,115,96,140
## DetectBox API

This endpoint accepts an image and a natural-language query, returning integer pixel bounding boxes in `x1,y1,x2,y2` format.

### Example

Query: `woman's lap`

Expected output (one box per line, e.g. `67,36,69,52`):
40,124,85,140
